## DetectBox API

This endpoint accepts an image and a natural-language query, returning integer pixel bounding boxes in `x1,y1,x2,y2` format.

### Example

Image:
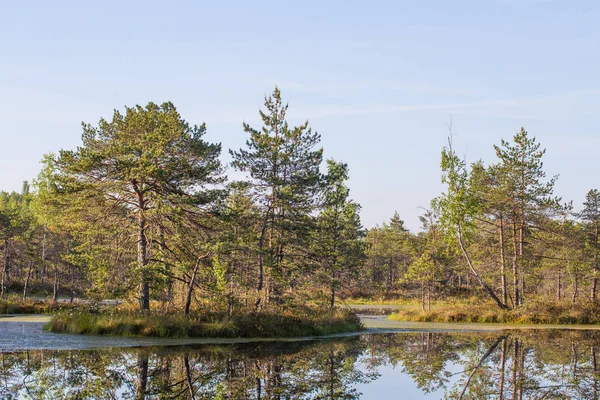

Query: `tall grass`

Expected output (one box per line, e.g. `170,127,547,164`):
0,298,70,314
389,298,600,324
45,306,363,338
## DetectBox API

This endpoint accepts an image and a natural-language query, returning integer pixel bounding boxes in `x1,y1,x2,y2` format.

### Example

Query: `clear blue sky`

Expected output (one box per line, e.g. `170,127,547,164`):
1,0,599,231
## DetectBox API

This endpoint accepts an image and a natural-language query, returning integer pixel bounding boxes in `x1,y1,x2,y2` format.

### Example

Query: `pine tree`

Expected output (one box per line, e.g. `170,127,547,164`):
576,189,600,301
313,160,365,309
56,102,224,311
494,127,559,306
230,87,323,306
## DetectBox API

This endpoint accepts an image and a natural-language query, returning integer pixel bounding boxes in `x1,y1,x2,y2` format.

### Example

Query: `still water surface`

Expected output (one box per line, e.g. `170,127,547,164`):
1,319,599,399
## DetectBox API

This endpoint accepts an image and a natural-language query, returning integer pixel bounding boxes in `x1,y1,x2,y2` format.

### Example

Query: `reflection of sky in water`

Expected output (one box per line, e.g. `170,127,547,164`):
1,323,599,398
356,364,438,399
356,357,463,399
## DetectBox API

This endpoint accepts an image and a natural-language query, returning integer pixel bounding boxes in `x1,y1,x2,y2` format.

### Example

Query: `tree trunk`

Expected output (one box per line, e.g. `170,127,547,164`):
1,238,8,298
0,264,5,299
458,336,504,399
457,222,509,310
421,282,426,312
184,259,200,315
512,218,520,307
52,263,59,302
517,339,524,400
184,355,196,400
499,216,507,305
41,226,46,287
519,216,525,305
330,282,335,311
69,263,76,303
158,226,172,312
512,339,519,400
572,342,578,378
592,346,598,400
256,376,262,400
23,261,33,301
255,207,272,309
135,353,148,400
427,282,431,312
593,224,599,302
498,338,506,400
571,267,579,304
137,198,149,312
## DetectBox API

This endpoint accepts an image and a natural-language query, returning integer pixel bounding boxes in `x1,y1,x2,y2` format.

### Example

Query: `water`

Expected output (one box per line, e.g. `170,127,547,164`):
1,319,600,399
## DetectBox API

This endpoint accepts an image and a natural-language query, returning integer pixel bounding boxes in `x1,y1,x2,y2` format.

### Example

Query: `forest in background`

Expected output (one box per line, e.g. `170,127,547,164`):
1,87,598,318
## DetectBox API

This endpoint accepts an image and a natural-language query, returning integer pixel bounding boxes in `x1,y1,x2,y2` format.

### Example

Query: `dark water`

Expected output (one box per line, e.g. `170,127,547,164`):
2,328,600,399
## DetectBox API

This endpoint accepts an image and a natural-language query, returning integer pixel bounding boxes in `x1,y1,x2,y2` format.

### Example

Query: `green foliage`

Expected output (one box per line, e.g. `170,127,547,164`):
362,213,418,295
433,136,482,245
5,92,600,329
230,87,324,297
54,102,224,309
493,127,559,213
313,160,366,306
212,255,227,292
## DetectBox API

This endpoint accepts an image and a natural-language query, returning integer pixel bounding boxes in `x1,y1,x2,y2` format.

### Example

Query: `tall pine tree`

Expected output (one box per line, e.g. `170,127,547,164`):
230,87,323,306
56,102,223,311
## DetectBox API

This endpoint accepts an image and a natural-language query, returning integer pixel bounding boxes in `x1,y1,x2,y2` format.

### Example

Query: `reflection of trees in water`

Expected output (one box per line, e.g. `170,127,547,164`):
442,331,600,400
0,338,376,399
2,331,600,399
365,330,600,400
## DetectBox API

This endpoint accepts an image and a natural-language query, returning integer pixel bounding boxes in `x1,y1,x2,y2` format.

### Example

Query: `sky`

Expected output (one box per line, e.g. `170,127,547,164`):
1,0,599,231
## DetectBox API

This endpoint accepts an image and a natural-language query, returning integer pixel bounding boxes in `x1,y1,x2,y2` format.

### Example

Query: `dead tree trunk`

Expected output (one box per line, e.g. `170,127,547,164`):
184,258,201,316
457,223,509,310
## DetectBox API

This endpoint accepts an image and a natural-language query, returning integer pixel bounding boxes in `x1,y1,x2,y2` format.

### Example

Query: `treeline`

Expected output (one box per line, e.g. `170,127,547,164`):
1,87,597,314
0,88,364,313
362,128,600,311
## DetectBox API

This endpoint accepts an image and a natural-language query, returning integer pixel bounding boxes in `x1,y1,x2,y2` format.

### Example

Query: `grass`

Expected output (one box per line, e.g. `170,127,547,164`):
389,298,600,325
0,298,74,314
344,297,418,306
44,306,363,338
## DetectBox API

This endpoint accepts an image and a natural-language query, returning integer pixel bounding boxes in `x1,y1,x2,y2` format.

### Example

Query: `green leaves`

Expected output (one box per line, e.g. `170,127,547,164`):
58,102,224,208
313,160,366,306
230,87,324,296
53,102,225,309
434,137,482,245
212,255,227,292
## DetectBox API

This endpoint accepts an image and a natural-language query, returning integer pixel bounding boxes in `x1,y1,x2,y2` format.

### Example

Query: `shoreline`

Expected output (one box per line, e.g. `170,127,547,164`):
3,314,600,352
5,313,600,331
